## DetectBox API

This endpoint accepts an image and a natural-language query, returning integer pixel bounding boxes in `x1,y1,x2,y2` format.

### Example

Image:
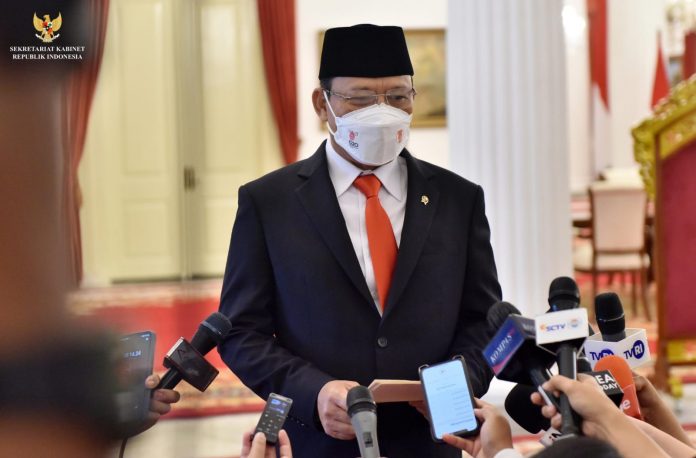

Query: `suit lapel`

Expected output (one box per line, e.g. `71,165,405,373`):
384,151,439,315
295,143,375,308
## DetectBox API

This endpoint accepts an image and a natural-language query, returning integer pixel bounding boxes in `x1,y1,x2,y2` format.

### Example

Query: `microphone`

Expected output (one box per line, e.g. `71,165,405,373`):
487,300,520,330
583,294,650,368
594,355,642,419
483,302,558,408
504,384,550,433
547,276,595,342
503,354,593,435
595,292,626,342
346,386,380,458
536,277,589,437
547,276,580,311
156,312,232,391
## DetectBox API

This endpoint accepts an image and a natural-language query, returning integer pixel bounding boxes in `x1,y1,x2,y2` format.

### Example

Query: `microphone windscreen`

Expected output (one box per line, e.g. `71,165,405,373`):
190,312,232,354
347,386,376,416
486,301,521,329
504,384,550,433
548,277,580,311
594,355,633,389
595,293,626,337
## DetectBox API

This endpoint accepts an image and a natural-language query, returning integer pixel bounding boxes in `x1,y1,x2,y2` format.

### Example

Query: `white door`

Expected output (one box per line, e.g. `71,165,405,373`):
79,0,282,283
180,0,282,277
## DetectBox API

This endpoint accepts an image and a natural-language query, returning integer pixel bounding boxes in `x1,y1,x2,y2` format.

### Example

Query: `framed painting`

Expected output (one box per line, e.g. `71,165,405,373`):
404,28,446,127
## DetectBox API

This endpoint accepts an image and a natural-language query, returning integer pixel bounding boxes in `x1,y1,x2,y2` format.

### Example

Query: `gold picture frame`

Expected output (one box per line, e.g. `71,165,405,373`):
317,28,446,128
404,29,446,128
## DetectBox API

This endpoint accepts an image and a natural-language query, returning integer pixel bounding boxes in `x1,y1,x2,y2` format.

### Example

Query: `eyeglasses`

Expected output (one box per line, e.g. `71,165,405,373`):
324,88,417,110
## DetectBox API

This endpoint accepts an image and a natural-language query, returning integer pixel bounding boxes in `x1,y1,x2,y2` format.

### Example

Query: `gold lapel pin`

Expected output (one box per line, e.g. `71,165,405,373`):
421,195,429,206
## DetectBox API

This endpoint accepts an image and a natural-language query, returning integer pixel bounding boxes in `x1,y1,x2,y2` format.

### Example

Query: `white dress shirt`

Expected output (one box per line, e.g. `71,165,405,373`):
325,140,408,313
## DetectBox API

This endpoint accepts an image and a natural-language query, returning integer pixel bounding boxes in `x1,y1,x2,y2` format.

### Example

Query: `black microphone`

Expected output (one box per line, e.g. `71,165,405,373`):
347,386,380,458
537,277,588,437
547,276,595,340
547,276,580,311
595,292,626,342
504,384,551,433
486,300,520,330
156,312,232,391
483,302,559,408
503,354,593,435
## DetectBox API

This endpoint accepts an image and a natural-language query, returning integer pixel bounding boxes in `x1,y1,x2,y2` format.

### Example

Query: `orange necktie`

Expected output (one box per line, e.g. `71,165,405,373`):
353,175,398,311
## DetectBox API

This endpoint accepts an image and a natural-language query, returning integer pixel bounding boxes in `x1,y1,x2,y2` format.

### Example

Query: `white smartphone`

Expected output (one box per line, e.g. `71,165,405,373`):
419,357,480,442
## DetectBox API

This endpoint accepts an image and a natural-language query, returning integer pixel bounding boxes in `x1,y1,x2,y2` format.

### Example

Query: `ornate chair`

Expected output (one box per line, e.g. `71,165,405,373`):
633,75,696,390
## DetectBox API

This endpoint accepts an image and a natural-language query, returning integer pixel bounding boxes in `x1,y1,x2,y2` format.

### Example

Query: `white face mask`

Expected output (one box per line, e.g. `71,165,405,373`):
324,91,412,167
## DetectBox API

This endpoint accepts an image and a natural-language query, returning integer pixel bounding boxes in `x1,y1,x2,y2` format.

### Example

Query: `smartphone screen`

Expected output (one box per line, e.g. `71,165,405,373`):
116,331,156,429
420,358,479,441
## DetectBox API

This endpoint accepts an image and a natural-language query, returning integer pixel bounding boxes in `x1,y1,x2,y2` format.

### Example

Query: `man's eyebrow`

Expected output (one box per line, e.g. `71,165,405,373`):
346,85,376,91
346,84,411,91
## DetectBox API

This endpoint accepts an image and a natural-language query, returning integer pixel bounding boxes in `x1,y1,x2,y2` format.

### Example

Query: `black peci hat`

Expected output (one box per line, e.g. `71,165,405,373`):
319,24,414,79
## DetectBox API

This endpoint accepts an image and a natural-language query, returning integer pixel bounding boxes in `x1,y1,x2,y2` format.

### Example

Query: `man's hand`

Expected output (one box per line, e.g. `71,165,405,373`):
137,374,181,433
240,430,292,458
317,380,359,440
634,373,693,446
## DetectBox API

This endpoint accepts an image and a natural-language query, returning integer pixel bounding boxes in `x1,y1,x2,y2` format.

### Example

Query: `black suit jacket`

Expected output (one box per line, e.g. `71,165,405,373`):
218,142,502,457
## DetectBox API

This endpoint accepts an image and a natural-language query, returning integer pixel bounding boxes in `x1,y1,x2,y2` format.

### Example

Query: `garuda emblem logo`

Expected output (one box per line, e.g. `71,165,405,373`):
33,12,62,43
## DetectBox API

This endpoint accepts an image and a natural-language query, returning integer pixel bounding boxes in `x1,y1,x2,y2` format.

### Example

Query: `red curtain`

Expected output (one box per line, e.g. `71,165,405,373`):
63,0,110,286
257,0,299,165
587,0,609,110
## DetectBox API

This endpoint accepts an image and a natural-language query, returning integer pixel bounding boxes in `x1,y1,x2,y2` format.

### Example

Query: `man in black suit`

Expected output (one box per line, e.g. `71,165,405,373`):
219,24,501,457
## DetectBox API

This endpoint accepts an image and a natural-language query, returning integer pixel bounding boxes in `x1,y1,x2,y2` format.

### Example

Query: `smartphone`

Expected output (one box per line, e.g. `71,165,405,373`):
116,331,156,430
419,357,480,442
254,393,293,445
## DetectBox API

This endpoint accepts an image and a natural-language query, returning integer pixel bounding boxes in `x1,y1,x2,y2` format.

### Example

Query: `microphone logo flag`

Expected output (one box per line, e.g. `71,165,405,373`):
583,329,651,369
535,309,589,345
482,318,526,375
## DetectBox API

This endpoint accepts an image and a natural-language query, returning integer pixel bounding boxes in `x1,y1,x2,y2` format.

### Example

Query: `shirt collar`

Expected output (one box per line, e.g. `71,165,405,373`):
325,139,404,201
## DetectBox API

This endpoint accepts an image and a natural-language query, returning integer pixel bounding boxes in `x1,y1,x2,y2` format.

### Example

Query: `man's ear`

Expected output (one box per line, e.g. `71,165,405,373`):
312,88,328,122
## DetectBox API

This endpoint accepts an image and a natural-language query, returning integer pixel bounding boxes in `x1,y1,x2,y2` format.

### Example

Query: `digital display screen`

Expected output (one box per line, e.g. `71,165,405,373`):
268,397,291,415
421,359,478,439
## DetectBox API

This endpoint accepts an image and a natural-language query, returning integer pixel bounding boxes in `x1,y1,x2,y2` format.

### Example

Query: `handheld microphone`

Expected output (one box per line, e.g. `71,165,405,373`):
595,293,626,342
504,384,551,433
487,300,520,331
503,354,593,435
483,302,558,408
156,312,232,391
547,276,580,311
583,294,650,369
536,277,589,437
594,355,642,419
346,386,380,458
